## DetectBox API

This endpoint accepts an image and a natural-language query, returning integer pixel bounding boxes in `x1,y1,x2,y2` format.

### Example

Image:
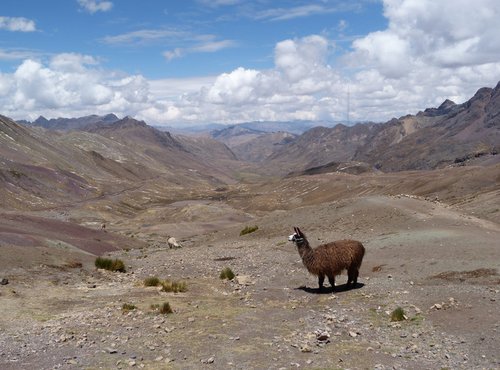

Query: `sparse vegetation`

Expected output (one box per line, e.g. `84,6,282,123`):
219,267,235,280
8,169,23,178
150,302,173,314
391,307,407,322
122,303,136,312
240,225,258,236
161,279,187,293
144,276,161,287
95,257,126,272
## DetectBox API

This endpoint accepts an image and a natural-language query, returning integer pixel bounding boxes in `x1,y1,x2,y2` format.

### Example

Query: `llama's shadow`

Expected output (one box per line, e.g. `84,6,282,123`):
296,282,365,294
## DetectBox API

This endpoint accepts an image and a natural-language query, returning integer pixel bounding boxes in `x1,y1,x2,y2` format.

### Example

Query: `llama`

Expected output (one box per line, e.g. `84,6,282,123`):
288,227,365,291
167,237,181,249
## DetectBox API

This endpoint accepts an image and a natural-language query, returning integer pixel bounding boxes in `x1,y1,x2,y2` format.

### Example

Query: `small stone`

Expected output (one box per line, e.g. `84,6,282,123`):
201,356,215,364
349,331,358,338
0,278,9,285
235,275,254,286
300,345,312,353
316,331,330,342
155,356,163,362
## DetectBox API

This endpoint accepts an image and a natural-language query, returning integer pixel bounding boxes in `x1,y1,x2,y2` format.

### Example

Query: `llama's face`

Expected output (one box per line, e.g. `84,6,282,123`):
289,227,305,244
288,232,304,243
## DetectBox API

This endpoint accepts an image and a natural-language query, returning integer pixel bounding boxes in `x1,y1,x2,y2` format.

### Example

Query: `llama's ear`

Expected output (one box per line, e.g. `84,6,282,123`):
296,227,303,237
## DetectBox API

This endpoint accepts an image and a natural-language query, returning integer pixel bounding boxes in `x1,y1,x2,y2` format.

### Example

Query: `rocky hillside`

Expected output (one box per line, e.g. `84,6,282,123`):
264,82,500,174
20,113,120,131
0,115,244,212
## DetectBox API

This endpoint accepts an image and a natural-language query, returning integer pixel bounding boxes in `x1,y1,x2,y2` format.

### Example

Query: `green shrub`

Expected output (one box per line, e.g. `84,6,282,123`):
144,276,161,287
95,257,126,272
161,280,187,293
240,225,258,236
390,307,407,322
219,267,235,280
122,303,136,312
159,302,173,314
151,302,173,314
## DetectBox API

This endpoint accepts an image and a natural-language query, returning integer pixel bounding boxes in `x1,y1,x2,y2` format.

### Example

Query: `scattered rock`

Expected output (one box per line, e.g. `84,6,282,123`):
235,275,254,286
201,356,215,364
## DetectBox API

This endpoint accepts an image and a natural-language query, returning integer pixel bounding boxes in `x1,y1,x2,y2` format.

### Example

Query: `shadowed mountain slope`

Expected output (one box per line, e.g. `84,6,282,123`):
262,82,500,175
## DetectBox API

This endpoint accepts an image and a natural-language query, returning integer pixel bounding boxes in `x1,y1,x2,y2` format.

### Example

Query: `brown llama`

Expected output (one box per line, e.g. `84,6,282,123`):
288,227,365,291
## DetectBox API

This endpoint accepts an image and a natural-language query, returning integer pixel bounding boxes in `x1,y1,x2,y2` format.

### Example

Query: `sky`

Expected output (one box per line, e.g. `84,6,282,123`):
1,0,500,127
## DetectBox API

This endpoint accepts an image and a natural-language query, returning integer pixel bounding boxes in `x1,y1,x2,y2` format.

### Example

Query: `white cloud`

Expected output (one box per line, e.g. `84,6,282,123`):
0,48,39,61
163,39,236,61
254,3,350,21
77,0,113,14
102,29,185,45
197,0,241,7
163,48,184,61
3,0,500,127
0,16,36,32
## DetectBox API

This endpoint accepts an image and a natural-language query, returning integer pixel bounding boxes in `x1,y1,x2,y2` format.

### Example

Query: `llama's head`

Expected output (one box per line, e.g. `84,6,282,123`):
288,227,306,244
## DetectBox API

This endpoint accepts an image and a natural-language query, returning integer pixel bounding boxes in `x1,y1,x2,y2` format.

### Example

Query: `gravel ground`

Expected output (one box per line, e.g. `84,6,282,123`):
1,195,499,369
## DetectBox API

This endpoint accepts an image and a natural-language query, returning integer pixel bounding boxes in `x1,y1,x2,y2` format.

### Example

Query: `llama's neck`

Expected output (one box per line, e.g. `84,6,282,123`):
296,239,313,260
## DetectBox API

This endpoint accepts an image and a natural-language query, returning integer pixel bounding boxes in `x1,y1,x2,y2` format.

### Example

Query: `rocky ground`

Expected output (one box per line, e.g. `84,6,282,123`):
1,194,499,369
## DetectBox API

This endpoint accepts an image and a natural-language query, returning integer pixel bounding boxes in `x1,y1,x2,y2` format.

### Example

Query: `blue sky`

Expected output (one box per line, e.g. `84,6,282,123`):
1,0,500,126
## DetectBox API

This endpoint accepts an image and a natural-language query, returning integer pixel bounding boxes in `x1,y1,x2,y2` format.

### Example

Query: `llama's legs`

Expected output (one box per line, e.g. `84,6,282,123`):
327,275,336,290
318,274,325,290
348,267,359,286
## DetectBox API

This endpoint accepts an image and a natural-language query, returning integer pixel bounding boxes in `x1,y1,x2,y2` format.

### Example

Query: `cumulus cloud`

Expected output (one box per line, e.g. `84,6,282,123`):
0,16,36,32
0,54,149,120
3,0,500,126
77,0,113,14
343,0,500,119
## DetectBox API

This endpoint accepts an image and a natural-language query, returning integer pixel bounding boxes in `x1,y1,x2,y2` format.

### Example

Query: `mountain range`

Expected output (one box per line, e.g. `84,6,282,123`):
3,80,499,211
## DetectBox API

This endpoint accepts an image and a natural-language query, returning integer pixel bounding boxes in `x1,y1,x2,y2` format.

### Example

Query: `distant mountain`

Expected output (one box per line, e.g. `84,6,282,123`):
265,82,500,175
239,120,333,135
210,125,297,162
20,113,120,131
0,115,245,212
353,82,500,171
266,123,379,173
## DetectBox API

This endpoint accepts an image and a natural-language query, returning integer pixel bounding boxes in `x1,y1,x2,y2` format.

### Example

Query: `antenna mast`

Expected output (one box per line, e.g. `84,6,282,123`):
347,84,350,125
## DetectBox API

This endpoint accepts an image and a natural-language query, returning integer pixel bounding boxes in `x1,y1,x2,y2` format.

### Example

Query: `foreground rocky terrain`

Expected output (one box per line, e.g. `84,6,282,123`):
1,189,499,369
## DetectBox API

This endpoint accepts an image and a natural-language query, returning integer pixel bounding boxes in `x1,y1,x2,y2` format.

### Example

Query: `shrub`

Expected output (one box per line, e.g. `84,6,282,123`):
219,267,235,280
240,225,258,236
122,303,136,312
95,257,126,272
161,280,187,293
159,302,173,314
144,276,161,287
390,307,407,322
151,302,173,314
